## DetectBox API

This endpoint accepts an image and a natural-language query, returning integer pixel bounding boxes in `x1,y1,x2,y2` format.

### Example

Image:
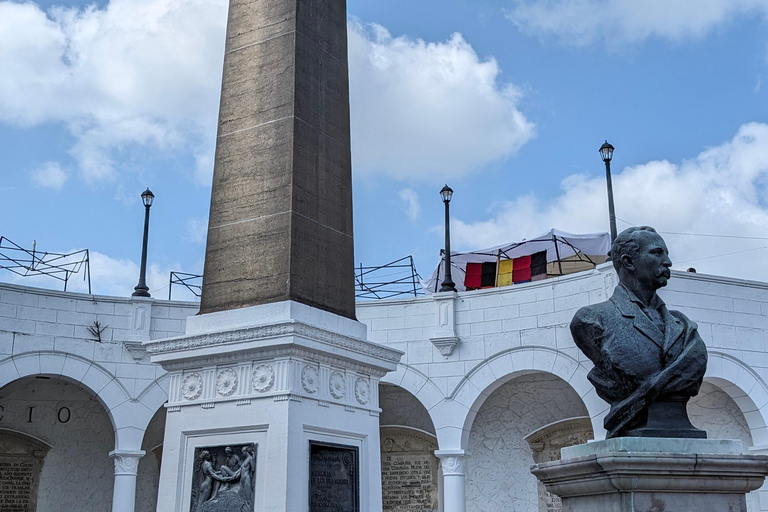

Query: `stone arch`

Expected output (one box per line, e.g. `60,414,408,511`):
381,363,444,420
136,373,170,423
705,351,768,446
0,352,147,448
441,347,604,449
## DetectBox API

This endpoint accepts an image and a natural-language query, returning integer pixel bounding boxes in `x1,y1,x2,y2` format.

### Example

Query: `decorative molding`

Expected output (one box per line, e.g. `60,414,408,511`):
123,341,147,361
435,450,469,477
429,336,460,357
319,401,330,408
201,403,215,409
159,344,391,377
144,320,402,364
126,298,152,342
109,450,146,476
354,378,370,405
431,292,460,358
329,371,346,399
181,373,203,400
301,365,320,394
215,367,238,396
251,364,275,392
167,406,181,413
236,399,251,407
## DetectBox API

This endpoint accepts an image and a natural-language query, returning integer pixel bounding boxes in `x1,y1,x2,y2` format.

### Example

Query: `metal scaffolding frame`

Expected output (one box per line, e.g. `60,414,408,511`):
168,271,202,300
355,256,423,300
0,236,91,293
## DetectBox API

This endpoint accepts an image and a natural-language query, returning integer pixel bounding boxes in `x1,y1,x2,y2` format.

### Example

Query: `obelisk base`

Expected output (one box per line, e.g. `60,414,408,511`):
145,301,402,512
531,438,768,512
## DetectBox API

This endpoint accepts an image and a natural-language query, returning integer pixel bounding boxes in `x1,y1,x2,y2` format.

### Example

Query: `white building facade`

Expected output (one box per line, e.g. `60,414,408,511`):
2,262,768,511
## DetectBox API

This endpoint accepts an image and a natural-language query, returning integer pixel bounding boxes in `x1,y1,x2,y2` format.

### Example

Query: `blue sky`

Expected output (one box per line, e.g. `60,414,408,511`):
1,0,767,299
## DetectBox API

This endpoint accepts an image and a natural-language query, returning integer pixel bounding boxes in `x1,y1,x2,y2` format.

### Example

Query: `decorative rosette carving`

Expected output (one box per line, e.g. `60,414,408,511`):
181,373,203,400
301,365,320,394
251,364,275,392
215,368,238,396
329,371,346,399
354,378,370,405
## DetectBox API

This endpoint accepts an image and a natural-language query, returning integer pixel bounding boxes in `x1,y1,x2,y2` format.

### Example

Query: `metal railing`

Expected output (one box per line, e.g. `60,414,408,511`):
0,236,91,293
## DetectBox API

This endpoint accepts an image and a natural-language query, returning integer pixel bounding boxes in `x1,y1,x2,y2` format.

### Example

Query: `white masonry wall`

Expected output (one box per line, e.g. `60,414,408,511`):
358,263,768,511
0,282,198,512
5,260,768,512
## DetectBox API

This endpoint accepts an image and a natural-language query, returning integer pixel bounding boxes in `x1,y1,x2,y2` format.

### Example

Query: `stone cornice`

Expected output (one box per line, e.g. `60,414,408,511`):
144,320,402,366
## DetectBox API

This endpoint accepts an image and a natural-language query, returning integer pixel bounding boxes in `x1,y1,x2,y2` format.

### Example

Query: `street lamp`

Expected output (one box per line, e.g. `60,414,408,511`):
439,185,457,293
599,140,618,242
132,188,155,297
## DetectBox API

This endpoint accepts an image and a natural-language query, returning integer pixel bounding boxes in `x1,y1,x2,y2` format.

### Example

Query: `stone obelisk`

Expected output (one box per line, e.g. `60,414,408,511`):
145,2,402,510
200,0,355,319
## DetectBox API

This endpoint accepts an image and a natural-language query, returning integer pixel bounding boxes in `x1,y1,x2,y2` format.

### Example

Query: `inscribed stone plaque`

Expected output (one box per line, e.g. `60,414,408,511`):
524,417,593,512
380,427,438,512
309,441,359,512
0,430,50,512
190,443,256,512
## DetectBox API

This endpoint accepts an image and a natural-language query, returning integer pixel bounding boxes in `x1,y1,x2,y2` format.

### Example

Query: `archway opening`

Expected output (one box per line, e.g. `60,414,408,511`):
379,383,438,512
690,380,759,511
136,405,167,512
466,373,588,512
0,376,115,512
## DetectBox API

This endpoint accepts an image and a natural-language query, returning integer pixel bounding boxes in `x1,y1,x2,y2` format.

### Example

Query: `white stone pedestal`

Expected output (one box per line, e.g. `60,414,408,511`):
531,438,768,512
145,301,403,512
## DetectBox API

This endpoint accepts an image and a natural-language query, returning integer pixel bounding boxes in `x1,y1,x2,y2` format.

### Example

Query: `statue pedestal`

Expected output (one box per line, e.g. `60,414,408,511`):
145,301,402,511
531,438,768,512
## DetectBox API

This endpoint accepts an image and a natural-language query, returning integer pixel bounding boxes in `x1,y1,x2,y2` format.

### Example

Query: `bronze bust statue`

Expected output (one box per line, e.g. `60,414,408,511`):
570,226,707,438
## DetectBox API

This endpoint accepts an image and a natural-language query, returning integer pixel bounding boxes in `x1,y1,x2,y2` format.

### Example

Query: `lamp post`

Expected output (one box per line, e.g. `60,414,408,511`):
599,141,618,242
132,188,155,297
439,185,457,293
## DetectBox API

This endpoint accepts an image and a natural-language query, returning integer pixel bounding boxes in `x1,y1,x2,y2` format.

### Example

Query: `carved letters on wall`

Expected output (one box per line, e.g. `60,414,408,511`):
524,417,593,512
380,427,439,512
0,429,51,512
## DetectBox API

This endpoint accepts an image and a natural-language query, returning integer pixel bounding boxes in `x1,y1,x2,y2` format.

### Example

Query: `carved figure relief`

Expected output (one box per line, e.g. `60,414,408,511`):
251,364,274,393
182,373,204,400
215,368,238,397
329,372,346,400
354,378,370,405
190,444,256,512
302,365,320,394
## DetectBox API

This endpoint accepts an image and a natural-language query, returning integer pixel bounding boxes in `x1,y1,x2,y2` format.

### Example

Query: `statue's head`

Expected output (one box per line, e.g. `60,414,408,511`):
225,447,233,455
612,226,672,291
202,450,211,461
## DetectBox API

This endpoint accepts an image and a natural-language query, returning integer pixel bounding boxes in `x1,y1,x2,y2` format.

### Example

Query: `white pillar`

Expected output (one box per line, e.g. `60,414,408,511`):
110,449,145,512
435,450,469,512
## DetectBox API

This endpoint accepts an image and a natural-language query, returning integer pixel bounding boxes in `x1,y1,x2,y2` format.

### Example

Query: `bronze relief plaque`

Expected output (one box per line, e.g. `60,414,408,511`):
190,443,257,512
309,441,359,512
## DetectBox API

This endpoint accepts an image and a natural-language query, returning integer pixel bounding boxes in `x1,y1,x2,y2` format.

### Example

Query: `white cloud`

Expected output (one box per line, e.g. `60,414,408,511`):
349,22,535,181
0,0,227,181
451,122,768,281
184,218,208,244
30,162,67,189
398,188,421,222
505,0,768,46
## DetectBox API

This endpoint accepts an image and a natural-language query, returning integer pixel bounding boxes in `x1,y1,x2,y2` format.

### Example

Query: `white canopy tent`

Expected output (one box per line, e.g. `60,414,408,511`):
422,228,611,294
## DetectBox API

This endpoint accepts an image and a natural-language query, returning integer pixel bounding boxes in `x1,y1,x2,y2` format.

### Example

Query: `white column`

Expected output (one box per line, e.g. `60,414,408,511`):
435,450,469,512
109,449,145,512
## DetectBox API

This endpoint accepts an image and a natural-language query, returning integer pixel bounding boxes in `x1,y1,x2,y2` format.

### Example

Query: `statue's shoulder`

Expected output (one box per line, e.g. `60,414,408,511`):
570,299,615,332
668,308,698,330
